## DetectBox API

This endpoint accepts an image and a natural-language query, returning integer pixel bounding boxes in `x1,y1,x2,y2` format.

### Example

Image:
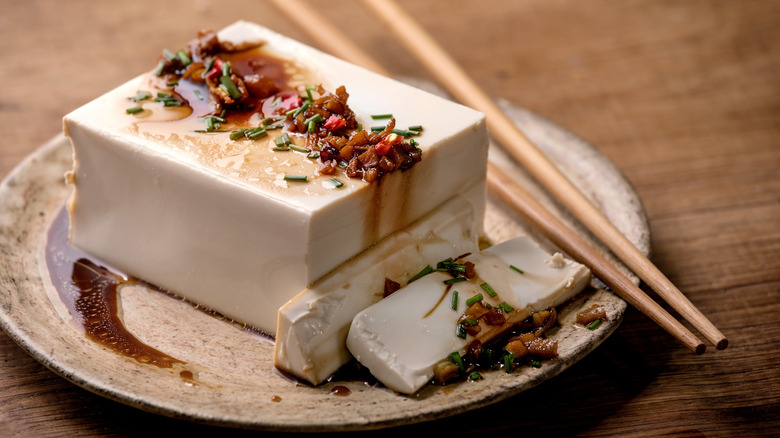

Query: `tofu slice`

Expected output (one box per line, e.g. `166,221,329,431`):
274,194,481,385
62,21,488,335
346,236,591,394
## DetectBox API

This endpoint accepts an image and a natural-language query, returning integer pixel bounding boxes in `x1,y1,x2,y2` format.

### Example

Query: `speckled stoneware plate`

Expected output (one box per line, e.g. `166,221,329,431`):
0,100,649,432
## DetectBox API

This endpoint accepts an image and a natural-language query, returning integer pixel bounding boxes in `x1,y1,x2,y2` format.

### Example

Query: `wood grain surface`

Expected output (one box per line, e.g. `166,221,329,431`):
1,1,778,437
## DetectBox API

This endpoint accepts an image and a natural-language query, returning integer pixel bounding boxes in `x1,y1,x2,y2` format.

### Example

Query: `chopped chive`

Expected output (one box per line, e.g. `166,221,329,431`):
248,129,268,140
304,114,324,124
167,80,179,87
469,371,483,381
480,282,497,297
162,48,176,60
274,137,286,147
498,302,514,313
443,277,467,285
451,290,459,310
531,359,542,368
282,132,292,145
230,129,247,140
307,151,320,159
329,178,344,188
221,61,231,77
392,128,420,137
587,319,603,330
510,265,525,275
407,125,423,131
370,113,393,119
448,352,464,372
273,146,290,151
154,60,165,76
456,323,467,339
370,126,385,132
338,160,348,168
129,90,151,102
289,101,310,118
305,85,314,101
126,106,144,114
504,353,516,373
462,317,479,326
263,116,283,126
465,293,484,306
283,174,308,182
484,349,494,365
289,144,309,153
304,114,324,133
408,265,433,283
220,75,242,99
176,49,191,66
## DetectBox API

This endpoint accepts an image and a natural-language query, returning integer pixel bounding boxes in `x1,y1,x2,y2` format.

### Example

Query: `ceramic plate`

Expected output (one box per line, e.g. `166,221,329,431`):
0,101,649,432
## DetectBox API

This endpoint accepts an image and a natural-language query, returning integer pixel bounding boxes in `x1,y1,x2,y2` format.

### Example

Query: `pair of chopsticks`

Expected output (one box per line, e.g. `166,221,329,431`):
269,0,726,354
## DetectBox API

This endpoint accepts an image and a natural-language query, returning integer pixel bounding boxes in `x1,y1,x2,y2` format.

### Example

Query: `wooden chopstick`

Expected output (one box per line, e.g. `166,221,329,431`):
359,0,726,351
267,0,709,354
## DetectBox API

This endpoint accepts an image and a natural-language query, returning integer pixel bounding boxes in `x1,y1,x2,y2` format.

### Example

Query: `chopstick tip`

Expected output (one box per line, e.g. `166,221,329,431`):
694,343,706,355
715,338,728,350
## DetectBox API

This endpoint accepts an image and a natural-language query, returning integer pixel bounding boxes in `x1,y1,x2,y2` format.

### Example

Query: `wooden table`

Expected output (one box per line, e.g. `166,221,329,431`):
1,1,778,436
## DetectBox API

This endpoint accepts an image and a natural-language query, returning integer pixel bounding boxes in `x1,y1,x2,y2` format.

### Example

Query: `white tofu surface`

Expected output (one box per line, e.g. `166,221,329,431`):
63,21,488,335
346,236,591,394
274,195,480,385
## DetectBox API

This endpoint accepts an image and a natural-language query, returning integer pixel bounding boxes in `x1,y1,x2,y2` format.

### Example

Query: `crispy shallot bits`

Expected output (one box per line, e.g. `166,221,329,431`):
146,29,422,184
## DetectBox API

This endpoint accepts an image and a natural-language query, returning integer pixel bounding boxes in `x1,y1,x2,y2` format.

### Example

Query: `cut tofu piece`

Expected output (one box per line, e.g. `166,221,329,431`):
346,236,591,395
62,21,488,335
274,194,480,385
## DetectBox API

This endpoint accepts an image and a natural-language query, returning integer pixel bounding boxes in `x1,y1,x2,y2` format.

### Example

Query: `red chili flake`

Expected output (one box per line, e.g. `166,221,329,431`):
205,56,224,79
278,92,302,112
375,133,403,155
322,115,346,131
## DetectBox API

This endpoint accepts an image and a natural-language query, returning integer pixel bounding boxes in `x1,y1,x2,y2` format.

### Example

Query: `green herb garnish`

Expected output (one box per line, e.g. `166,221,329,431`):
465,293,484,306
504,353,516,373
448,352,464,372
129,90,151,102
587,319,603,330
408,265,433,283
498,302,514,313
444,277,467,285
480,282,497,297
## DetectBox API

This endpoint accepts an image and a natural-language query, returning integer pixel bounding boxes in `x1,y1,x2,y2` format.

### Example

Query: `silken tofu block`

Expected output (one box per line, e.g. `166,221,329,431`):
346,236,592,394
62,21,488,335
275,195,480,385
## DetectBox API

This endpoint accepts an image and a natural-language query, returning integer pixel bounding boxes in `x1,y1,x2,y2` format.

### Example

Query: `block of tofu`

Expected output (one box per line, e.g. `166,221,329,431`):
274,195,480,385
346,236,591,394
62,21,488,335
